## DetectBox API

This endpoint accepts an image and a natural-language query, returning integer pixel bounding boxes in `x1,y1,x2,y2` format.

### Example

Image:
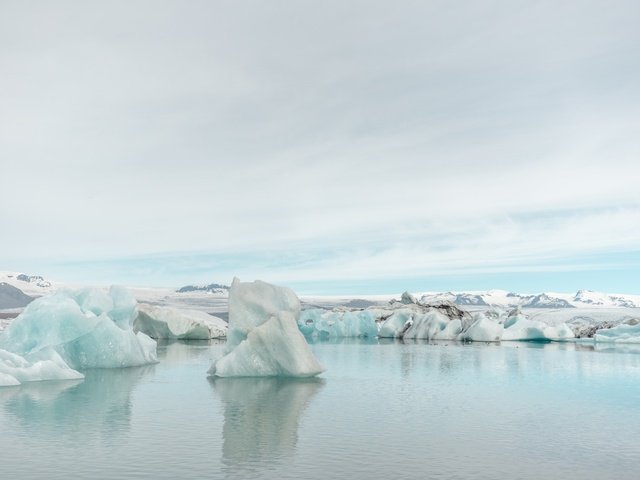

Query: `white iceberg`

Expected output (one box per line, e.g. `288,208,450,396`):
0,286,157,374
459,314,505,342
502,314,575,341
594,323,640,344
208,279,325,378
0,348,83,387
134,304,227,340
403,311,464,340
377,308,414,338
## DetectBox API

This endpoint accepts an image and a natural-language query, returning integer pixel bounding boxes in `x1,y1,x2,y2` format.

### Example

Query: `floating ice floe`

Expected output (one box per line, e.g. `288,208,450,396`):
134,304,227,340
208,279,325,378
299,309,380,339
594,321,640,344
0,348,83,387
0,286,157,387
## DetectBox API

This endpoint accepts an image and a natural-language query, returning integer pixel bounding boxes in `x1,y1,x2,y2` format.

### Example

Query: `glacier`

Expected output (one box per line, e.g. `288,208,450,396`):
208,279,325,378
0,286,157,386
134,303,227,340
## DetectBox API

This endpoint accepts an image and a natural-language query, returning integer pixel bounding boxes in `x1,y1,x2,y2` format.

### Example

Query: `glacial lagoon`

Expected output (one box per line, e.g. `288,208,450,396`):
1,340,639,480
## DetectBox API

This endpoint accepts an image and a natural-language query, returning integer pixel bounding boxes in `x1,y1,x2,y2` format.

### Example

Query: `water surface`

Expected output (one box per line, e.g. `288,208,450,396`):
1,340,639,479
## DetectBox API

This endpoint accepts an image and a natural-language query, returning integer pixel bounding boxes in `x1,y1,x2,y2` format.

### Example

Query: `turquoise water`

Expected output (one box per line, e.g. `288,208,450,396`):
1,340,640,479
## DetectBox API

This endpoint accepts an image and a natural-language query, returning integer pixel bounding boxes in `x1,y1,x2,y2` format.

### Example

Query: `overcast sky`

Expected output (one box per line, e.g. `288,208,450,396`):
1,1,639,293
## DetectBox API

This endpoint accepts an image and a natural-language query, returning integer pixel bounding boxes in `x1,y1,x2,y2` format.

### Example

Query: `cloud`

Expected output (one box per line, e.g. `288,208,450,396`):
1,1,639,289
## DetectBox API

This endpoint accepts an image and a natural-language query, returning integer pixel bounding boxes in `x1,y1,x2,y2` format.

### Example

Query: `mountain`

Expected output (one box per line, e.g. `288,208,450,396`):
573,290,637,308
176,283,230,294
418,289,638,309
0,282,34,309
419,292,489,306
0,271,56,296
521,293,574,308
15,274,52,288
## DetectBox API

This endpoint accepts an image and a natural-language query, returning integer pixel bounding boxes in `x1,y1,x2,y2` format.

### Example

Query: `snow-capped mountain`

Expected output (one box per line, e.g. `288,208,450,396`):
418,289,639,309
0,271,57,296
176,283,230,295
521,293,575,309
573,289,637,308
419,291,489,306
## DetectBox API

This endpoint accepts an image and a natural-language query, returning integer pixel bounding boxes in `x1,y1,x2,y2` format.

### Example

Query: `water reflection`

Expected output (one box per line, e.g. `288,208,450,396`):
0,365,154,445
157,338,225,364
210,377,325,473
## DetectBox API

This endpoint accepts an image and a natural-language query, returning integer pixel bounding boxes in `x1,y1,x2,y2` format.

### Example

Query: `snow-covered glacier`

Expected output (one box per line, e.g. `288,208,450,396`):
134,303,227,340
208,279,325,377
0,286,158,386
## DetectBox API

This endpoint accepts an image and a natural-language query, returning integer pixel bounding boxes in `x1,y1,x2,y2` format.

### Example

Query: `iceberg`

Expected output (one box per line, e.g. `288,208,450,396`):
0,348,83,387
403,311,464,340
134,303,227,339
378,300,472,340
594,322,640,344
208,279,325,378
459,314,505,342
298,308,379,339
377,309,413,338
374,300,575,343
0,286,158,374
501,314,575,341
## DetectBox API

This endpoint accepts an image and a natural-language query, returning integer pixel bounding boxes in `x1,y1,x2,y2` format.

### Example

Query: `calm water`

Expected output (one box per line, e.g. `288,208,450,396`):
1,340,640,479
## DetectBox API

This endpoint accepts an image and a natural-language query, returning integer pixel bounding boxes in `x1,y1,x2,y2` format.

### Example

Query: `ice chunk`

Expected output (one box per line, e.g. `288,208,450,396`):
594,323,640,344
400,291,418,305
298,309,379,339
378,308,414,338
208,279,324,377
459,314,504,342
502,315,575,341
134,304,227,339
0,287,157,370
0,348,83,387
403,311,463,340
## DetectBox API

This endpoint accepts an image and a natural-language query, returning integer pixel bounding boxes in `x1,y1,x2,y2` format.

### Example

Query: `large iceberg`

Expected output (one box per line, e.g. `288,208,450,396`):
208,279,325,378
0,286,158,381
134,304,227,340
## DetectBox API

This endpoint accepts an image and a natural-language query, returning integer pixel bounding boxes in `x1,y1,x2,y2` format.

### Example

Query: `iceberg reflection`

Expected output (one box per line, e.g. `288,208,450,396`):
0,365,153,444
210,377,324,471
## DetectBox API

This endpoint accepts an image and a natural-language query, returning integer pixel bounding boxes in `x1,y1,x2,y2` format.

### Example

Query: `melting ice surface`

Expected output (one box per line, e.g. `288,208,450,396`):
1,339,640,480
208,279,324,377
0,287,157,386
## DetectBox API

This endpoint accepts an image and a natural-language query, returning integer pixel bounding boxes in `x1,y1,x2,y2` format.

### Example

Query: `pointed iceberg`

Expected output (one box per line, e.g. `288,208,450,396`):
208,279,325,378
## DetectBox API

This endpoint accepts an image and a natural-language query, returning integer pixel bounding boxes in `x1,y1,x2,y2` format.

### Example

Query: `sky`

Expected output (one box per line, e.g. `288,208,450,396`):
1,0,639,294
